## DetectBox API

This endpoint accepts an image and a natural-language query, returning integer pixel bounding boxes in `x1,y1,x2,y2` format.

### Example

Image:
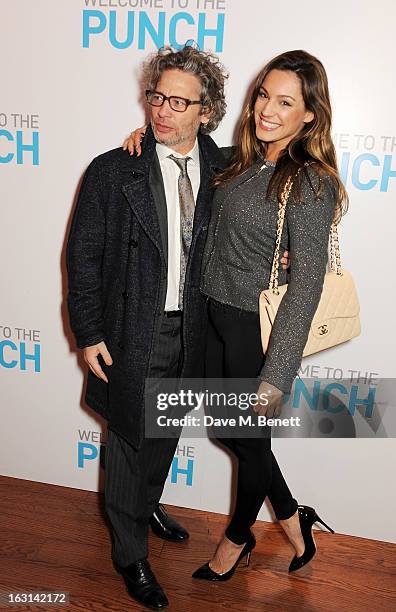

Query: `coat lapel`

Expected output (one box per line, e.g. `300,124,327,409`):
192,132,228,238
120,128,228,261
149,153,168,265
120,129,164,261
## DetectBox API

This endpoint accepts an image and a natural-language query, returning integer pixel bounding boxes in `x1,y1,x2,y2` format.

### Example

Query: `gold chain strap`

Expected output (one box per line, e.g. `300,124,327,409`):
269,176,293,294
268,174,342,295
329,224,342,275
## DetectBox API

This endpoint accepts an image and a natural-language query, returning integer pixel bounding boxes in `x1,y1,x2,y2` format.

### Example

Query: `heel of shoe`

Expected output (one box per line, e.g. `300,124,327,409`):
315,515,335,534
288,506,334,573
299,505,335,534
192,532,255,582
242,533,255,567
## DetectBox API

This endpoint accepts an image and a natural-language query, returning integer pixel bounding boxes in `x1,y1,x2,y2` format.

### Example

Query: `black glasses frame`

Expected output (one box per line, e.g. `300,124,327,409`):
145,89,203,112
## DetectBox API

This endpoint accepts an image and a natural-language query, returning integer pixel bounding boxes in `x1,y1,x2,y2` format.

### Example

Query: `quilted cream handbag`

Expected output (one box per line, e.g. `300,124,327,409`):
259,175,361,357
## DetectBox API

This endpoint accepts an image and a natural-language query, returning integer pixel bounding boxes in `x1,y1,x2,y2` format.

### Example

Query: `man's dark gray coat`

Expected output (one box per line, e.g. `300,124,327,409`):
66,128,228,449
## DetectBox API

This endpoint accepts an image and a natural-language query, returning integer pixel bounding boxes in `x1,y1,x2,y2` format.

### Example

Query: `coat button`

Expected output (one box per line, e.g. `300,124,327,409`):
122,291,129,299
129,239,138,248
117,341,124,349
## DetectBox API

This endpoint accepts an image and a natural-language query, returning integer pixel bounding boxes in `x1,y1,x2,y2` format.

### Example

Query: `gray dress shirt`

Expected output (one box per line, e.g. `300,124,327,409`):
201,159,337,393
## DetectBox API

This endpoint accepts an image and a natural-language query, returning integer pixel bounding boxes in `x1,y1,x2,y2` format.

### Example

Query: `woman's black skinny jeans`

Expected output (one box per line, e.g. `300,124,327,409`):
205,297,298,545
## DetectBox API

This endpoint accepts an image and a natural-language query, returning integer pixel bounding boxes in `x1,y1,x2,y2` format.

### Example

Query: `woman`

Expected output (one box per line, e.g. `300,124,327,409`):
124,49,346,579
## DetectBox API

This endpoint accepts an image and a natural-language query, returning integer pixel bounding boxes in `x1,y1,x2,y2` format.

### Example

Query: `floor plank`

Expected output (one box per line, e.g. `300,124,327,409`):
0,476,395,611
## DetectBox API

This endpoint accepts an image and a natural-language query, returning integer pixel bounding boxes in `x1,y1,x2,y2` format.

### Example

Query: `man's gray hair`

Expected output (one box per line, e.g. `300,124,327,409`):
143,45,228,134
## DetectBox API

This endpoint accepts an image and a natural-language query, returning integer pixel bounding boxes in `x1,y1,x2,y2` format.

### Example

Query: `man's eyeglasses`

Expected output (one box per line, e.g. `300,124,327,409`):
145,90,203,113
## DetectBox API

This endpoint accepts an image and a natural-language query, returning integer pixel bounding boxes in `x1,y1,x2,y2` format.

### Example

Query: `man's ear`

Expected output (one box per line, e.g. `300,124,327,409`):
200,105,212,126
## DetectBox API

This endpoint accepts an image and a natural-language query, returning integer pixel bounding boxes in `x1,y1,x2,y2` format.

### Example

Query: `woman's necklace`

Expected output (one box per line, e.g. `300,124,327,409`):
261,158,277,169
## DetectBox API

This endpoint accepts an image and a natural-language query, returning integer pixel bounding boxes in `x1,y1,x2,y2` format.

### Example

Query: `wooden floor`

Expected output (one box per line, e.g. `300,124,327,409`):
0,476,395,612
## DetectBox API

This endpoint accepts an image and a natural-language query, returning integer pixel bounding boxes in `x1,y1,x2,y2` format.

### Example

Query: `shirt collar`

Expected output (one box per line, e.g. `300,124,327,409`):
156,139,200,165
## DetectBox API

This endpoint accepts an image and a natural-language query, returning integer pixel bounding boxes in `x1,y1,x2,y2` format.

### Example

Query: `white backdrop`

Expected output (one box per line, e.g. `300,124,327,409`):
1,0,395,543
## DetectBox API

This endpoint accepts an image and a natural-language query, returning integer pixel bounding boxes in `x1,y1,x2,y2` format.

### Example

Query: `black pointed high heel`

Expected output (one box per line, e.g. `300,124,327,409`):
192,532,256,581
289,505,335,573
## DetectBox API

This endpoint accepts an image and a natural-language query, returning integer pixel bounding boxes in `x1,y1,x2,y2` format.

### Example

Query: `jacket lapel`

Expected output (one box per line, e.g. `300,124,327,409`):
149,153,168,265
120,129,164,262
120,129,227,261
192,133,228,238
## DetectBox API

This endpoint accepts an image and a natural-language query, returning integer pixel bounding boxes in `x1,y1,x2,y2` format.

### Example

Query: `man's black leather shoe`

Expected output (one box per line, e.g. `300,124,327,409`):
118,558,169,610
149,504,189,542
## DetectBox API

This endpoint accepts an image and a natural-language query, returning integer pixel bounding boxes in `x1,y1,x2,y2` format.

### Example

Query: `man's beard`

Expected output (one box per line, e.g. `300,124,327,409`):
151,121,199,148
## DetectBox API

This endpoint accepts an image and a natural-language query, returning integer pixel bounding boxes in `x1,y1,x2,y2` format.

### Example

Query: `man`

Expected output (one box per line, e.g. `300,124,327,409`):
66,45,229,609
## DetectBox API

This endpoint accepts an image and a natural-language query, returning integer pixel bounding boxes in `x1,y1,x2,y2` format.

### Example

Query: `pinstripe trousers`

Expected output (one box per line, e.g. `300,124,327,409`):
104,315,182,567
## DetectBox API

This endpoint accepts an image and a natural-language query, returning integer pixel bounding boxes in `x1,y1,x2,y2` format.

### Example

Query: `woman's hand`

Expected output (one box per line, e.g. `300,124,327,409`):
122,125,148,156
281,250,290,269
253,380,284,419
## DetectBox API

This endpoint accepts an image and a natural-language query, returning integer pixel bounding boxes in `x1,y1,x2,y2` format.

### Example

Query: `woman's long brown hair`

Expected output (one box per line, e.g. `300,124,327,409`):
214,50,348,222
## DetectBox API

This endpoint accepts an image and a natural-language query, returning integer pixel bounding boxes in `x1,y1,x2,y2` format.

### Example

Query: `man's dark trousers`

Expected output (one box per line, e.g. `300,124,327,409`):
104,314,182,567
